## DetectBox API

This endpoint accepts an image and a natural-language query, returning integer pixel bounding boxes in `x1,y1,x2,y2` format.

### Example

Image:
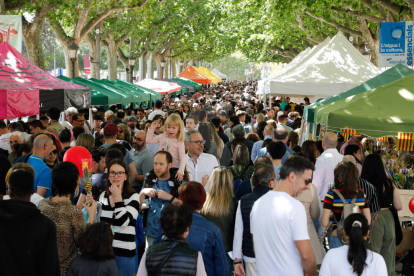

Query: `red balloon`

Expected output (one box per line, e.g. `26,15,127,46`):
63,146,92,177
409,198,414,214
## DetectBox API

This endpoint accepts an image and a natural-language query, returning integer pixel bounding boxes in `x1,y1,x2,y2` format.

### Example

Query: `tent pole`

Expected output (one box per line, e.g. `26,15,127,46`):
3,119,7,125
61,112,65,122
89,107,92,125
36,114,40,120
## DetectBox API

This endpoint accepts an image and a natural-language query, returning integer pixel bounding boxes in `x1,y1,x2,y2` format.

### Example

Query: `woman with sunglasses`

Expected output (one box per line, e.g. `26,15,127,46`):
322,162,371,249
98,159,140,276
45,138,60,170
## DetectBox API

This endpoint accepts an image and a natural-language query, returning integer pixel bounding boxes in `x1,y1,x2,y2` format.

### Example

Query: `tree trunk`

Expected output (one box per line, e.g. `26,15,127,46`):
84,36,97,78
138,55,145,81
103,40,118,81
156,59,161,79
22,19,45,70
358,18,379,67
146,53,153,79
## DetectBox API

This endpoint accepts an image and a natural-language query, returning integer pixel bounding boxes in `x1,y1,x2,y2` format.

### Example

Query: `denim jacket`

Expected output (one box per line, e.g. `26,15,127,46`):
187,212,228,276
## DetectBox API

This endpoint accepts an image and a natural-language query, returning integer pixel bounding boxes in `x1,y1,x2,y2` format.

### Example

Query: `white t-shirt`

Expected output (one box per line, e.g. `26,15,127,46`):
319,245,387,276
250,191,309,276
148,110,166,120
0,133,12,153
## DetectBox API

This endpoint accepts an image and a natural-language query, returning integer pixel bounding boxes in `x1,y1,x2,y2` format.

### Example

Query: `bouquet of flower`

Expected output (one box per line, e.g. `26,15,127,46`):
82,160,93,207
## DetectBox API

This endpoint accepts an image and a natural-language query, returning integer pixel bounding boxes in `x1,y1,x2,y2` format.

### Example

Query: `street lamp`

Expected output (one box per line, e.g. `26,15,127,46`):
160,57,166,79
361,42,372,62
68,40,79,78
128,55,136,83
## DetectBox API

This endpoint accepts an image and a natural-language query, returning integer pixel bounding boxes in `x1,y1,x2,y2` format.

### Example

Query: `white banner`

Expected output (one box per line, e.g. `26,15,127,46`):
0,15,22,52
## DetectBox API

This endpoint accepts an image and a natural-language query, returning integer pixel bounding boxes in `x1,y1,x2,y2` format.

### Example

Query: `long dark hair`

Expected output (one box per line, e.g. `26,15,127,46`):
106,159,133,199
302,140,317,164
344,213,369,276
334,161,359,198
79,222,115,261
360,154,392,199
344,144,361,164
198,123,211,151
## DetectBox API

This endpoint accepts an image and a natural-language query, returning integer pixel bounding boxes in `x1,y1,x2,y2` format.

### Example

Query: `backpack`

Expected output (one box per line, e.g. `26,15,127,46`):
229,165,251,196
332,189,361,244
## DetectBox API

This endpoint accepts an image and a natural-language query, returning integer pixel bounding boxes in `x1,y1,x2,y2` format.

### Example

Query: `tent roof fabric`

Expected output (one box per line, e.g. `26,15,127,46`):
304,64,414,123
58,76,108,106
211,69,228,80
195,67,221,84
313,72,414,137
114,80,162,100
172,77,203,90
268,32,382,98
134,78,182,95
0,42,87,90
163,79,195,93
176,66,211,84
99,79,150,102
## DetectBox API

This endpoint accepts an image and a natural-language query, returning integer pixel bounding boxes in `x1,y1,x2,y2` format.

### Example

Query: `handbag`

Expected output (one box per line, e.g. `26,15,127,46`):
390,205,403,245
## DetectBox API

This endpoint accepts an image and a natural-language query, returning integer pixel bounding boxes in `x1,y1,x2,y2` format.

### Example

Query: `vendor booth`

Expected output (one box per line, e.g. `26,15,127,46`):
176,66,211,84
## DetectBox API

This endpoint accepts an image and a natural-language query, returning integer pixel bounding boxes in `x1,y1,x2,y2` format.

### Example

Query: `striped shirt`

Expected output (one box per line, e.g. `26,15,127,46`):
99,192,140,257
328,179,380,214
323,189,369,230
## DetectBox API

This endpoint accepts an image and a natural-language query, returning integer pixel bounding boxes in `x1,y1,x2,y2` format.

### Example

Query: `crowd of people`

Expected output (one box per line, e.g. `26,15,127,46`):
0,80,403,276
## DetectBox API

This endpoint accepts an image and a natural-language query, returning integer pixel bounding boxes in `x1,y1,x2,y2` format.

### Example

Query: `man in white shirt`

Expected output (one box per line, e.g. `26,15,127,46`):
185,130,218,191
312,132,343,235
250,155,317,276
148,100,165,120
0,120,11,153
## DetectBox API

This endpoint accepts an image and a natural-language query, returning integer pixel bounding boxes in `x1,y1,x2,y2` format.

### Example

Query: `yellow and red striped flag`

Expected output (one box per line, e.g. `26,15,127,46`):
377,136,388,142
397,133,414,151
340,127,361,136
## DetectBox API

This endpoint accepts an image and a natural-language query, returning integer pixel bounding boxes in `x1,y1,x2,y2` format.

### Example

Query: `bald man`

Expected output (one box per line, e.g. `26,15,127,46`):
27,134,54,198
312,132,343,235
131,131,154,192
8,131,26,164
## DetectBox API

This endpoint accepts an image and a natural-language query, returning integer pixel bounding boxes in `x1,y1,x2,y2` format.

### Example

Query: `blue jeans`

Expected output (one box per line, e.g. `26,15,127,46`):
115,255,136,276
329,235,344,249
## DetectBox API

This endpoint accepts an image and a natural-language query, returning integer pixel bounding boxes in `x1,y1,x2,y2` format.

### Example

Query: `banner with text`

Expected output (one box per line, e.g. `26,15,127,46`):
379,21,414,67
0,15,22,52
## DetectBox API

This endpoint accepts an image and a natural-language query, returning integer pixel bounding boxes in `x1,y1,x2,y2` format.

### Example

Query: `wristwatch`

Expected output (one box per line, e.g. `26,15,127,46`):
233,261,242,265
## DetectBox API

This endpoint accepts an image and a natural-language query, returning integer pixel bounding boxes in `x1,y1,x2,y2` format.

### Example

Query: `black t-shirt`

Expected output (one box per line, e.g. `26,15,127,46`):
0,154,11,195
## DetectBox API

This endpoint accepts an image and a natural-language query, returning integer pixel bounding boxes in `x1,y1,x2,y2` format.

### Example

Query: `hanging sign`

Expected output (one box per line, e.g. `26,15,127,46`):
0,15,22,52
379,21,414,67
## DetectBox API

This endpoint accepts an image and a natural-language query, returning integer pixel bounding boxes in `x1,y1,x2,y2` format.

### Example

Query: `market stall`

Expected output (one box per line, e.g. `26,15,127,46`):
211,69,228,81
176,66,211,84
134,78,182,95
195,67,221,84
163,78,195,96
171,77,203,90
0,42,91,118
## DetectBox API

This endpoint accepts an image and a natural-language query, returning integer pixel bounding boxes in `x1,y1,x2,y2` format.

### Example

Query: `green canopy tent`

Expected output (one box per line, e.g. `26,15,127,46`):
172,77,202,90
313,72,414,138
303,64,414,124
99,79,151,102
88,78,142,103
154,78,185,96
114,80,162,108
58,76,109,107
72,77,135,105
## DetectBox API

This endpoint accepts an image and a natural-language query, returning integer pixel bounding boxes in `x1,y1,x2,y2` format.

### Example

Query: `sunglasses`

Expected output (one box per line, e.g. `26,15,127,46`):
295,173,312,185
50,150,58,155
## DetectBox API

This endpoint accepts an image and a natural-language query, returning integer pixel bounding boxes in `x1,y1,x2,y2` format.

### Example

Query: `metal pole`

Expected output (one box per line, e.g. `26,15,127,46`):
71,60,75,78
54,42,56,76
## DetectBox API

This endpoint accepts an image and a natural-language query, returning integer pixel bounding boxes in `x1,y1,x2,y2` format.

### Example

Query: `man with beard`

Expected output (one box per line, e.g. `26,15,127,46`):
8,131,26,164
139,151,181,247
127,116,139,137
131,131,154,192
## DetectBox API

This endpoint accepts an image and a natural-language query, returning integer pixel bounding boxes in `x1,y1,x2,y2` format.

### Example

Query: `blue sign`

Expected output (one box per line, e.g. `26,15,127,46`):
379,21,414,67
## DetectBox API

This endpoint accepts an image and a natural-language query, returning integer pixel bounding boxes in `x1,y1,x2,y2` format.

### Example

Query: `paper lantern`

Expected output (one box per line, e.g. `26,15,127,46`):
63,146,92,177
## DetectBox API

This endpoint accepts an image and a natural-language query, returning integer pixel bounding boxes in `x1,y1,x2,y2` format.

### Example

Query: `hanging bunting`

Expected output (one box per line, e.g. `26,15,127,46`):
397,133,414,151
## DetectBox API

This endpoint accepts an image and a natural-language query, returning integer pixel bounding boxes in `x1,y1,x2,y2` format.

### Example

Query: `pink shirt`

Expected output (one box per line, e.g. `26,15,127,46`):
340,138,363,155
146,126,186,174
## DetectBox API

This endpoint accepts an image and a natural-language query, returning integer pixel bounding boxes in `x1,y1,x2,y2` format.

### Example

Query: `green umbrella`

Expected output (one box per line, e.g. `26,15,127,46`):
303,64,414,123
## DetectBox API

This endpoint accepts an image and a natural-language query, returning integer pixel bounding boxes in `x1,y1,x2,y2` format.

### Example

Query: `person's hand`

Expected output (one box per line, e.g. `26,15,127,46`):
201,175,209,186
141,188,157,198
109,184,122,201
157,190,173,201
234,263,245,276
175,172,183,181
85,193,93,204
84,200,97,218
151,120,159,129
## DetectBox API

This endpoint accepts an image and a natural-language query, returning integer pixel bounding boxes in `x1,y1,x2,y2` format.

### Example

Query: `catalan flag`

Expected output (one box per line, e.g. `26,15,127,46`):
340,127,361,137
397,133,414,151
377,136,388,142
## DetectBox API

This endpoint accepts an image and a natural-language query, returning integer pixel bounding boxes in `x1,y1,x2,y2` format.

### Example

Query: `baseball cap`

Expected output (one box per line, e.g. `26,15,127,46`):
103,123,118,136
127,116,137,122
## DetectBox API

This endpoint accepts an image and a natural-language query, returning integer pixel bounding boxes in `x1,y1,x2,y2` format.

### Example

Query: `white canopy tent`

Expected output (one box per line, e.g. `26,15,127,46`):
268,31,382,99
211,69,228,81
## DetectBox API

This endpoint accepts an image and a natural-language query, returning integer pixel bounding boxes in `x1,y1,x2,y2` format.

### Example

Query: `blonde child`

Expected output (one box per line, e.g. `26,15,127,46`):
146,113,186,181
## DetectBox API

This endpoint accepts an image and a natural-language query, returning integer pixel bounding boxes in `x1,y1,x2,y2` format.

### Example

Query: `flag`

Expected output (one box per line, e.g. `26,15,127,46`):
377,136,388,142
340,127,361,136
0,15,22,52
397,133,414,151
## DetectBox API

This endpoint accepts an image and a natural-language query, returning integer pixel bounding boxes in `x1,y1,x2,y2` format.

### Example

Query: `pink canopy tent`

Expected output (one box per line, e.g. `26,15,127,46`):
134,78,181,95
0,42,90,119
